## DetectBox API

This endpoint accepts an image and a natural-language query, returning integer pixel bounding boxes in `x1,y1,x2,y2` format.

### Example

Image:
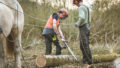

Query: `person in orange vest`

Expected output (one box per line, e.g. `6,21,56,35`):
42,8,68,55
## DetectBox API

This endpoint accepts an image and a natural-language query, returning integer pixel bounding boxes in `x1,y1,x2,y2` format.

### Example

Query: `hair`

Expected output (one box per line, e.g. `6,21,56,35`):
77,0,83,2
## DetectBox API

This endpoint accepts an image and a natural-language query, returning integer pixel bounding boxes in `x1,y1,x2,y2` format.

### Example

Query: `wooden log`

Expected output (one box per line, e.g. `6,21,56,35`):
36,55,75,67
93,54,120,63
36,54,120,67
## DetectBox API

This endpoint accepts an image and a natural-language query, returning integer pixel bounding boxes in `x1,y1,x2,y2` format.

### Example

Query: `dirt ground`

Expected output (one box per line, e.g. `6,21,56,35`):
7,59,114,68
6,47,115,68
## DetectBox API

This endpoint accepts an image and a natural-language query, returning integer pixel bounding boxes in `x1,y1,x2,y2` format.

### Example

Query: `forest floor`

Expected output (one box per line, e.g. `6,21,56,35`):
7,50,114,68
6,41,118,68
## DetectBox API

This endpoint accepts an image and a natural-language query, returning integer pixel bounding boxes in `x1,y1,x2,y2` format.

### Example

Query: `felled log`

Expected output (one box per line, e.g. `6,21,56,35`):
36,55,75,67
93,54,120,63
36,54,120,67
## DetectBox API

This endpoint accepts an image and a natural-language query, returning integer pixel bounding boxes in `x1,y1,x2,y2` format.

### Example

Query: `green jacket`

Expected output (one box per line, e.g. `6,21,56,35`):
75,5,90,27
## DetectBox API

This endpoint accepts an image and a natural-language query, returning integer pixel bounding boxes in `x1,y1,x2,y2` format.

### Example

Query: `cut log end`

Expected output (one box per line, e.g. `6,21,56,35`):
36,55,46,67
36,55,74,67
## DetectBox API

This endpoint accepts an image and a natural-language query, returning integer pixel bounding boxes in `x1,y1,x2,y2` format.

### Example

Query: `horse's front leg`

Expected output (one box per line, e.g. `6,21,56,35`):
14,35,22,68
0,39,5,68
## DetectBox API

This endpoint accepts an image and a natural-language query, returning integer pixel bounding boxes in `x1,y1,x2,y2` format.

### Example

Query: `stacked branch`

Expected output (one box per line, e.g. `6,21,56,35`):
36,54,120,67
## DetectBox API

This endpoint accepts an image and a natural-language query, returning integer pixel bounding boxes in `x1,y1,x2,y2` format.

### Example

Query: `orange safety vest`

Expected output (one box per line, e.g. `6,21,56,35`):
45,15,60,29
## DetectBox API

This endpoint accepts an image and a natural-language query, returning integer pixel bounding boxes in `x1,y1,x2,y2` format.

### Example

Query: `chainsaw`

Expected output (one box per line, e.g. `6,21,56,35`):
62,40,78,61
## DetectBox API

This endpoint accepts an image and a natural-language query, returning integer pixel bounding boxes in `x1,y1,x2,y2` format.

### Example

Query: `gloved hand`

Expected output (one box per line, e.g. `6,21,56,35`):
74,23,79,27
61,38,66,42
57,34,62,38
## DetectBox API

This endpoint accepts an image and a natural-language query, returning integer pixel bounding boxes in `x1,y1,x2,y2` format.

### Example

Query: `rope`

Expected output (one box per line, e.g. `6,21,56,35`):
25,24,44,28
0,1,80,66
0,1,75,26
0,2,29,68
0,2,46,22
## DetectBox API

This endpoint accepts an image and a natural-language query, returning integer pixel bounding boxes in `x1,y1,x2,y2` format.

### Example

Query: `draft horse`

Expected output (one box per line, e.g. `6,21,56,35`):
0,0,24,68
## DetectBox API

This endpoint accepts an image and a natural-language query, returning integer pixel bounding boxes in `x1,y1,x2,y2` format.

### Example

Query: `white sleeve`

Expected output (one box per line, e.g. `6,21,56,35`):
53,19,58,34
58,26,65,39
53,19,56,27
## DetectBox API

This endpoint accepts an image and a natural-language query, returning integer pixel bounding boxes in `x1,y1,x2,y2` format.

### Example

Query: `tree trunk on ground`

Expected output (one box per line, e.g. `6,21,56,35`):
0,41,5,68
36,55,75,67
93,54,120,63
36,54,120,67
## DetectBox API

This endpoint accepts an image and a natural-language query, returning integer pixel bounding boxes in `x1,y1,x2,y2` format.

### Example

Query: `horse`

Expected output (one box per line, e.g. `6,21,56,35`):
0,0,24,68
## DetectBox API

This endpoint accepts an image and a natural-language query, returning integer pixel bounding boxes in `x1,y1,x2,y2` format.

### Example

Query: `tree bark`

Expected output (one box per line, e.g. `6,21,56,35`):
93,54,120,63
36,55,75,67
36,54,120,67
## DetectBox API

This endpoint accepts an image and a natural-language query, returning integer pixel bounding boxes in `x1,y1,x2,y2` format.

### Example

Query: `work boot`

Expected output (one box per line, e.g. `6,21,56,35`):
82,64,91,68
56,45,62,55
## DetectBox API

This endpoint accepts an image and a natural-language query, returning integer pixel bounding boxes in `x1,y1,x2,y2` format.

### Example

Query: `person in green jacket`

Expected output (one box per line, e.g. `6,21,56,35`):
73,0,92,68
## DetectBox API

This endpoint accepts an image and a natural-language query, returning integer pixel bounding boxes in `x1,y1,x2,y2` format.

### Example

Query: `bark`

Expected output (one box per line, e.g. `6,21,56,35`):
36,55,75,67
36,54,120,67
93,54,120,63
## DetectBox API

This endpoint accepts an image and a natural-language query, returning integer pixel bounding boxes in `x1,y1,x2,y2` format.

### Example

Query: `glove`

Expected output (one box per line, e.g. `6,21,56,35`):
57,34,62,38
61,38,66,42
74,23,78,27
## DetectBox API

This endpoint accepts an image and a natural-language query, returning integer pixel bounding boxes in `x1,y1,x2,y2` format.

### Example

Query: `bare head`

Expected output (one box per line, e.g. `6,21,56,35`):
73,0,83,7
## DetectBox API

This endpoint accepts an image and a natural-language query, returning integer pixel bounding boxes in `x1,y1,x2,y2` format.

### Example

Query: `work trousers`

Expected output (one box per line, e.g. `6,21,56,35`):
44,34,61,55
79,24,92,64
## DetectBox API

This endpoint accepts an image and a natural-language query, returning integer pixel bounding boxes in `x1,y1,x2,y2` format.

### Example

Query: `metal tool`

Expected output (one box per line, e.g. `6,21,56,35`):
62,41,78,61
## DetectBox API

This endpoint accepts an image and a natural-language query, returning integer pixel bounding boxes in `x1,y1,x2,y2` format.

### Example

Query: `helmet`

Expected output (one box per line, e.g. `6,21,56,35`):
58,8,68,19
